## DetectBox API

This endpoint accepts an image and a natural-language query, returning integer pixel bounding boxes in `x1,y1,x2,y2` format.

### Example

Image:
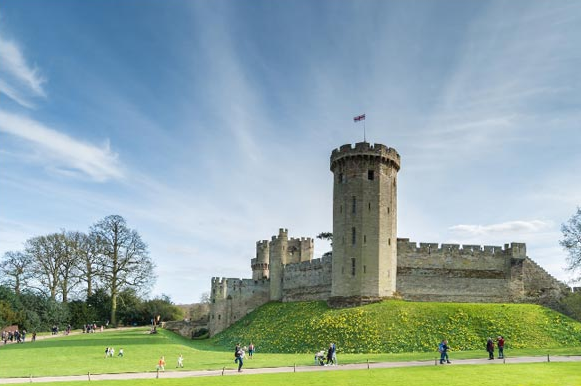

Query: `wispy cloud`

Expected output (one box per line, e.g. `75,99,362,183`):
449,220,553,237
0,36,46,107
0,110,123,182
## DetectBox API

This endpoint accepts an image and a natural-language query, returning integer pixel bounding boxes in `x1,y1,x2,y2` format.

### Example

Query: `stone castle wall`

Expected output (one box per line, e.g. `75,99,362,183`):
282,255,332,302
209,277,270,336
395,239,524,303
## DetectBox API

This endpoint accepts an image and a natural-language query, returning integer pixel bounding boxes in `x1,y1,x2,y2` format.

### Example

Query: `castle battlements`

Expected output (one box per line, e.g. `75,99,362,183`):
396,239,526,258
283,255,332,273
330,142,401,171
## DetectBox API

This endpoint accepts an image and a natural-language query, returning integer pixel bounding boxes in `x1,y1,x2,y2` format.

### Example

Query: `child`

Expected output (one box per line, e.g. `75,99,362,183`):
157,356,166,371
177,354,184,368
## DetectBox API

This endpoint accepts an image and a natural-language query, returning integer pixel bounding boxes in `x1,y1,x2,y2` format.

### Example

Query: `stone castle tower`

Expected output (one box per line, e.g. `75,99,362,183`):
329,142,401,306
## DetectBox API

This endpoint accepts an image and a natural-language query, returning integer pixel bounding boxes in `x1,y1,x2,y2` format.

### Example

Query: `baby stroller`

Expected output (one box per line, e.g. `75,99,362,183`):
314,350,326,366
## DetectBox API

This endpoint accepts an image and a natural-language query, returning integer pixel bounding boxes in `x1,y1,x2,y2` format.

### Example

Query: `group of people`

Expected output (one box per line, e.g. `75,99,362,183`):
83,324,103,333
104,347,124,358
314,343,337,366
155,354,184,371
1,329,28,344
233,342,255,372
486,336,505,360
439,336,506,364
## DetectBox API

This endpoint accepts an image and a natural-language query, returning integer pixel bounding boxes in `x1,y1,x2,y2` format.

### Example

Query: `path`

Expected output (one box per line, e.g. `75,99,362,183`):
1,355,580,384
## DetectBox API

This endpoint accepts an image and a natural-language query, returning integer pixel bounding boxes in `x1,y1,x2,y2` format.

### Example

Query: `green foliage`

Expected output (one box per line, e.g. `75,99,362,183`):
558,291,581,322
211,301,581,353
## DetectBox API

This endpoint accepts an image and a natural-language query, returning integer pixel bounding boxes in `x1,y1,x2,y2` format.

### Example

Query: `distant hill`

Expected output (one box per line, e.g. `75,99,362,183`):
210,300,581,353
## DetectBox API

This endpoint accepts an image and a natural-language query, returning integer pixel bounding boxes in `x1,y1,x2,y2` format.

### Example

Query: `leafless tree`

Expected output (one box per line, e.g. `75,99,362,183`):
25,231,80,302
90,215,156,325
0,251,33,295
68,231,102,298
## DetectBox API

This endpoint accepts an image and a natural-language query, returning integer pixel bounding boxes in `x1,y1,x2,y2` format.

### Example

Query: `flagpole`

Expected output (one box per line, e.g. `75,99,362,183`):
363,119,366,143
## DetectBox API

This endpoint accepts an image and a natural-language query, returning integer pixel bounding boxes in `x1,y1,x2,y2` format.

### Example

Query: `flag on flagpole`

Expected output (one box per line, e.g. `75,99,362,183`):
353,114,366,122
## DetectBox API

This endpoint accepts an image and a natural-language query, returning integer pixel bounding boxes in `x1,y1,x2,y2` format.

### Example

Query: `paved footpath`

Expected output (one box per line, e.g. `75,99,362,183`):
1,355,580,384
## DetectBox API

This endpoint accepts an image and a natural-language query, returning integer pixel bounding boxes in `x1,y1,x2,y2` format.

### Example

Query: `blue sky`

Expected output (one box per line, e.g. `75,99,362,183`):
1,0,580,304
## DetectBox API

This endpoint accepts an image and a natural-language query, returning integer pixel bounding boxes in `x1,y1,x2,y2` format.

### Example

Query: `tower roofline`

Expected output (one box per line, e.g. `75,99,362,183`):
330,142,400,171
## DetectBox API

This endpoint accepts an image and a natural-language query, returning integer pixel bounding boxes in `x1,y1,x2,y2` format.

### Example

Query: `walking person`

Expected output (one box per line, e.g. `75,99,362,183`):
486,337,495,360
157,356,166,371
234,345,244,372
326,343,334,365
331,342,337,365
497,336,505,359
248,342,255,359
438,339,451,364
177,354,183,368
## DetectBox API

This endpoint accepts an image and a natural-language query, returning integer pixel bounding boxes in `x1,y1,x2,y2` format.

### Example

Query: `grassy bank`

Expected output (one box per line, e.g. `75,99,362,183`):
211,300,581,353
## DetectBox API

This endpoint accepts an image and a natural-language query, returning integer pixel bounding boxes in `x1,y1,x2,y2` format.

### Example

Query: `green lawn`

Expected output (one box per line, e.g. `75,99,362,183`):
22,363,581,386
1,327,580,379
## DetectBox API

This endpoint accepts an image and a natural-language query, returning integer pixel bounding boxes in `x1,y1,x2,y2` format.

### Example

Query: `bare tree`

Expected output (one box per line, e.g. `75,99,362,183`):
561,207,581,283
90,215,156,326
25,231,80,302
68,231,102,298
0,251,33,295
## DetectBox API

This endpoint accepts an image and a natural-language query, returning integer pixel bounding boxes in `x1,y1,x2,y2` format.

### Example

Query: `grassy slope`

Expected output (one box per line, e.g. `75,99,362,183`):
211,300,581,353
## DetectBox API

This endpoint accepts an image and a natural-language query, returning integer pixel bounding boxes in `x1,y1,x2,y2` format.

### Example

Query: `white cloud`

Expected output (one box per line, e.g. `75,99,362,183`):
0,110,123,182
449,220,553,237
0,37,46,107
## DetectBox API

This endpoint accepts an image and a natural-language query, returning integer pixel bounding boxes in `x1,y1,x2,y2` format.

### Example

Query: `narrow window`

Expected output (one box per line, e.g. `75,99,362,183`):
340,205,343,214
388,207,390,214
351,227,356,245
218,314,221,320
212,314,215,319
338,173,343,183
342,236,345,245
342,266,345,274
351,258,356,276
352,196,357,214
388,238,391,246
363,265,366,274
368,202,371,211
364,235,367,243
368,170,374,180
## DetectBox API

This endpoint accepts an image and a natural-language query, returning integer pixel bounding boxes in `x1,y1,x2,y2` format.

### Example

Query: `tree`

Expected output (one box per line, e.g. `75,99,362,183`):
90,215,156,326
68,231,102,298
316,232,333,243
0,251,33,295
25,232,80,302
560,207,581,282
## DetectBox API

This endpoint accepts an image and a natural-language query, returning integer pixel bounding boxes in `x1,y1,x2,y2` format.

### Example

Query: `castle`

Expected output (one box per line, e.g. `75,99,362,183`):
209,142,568,336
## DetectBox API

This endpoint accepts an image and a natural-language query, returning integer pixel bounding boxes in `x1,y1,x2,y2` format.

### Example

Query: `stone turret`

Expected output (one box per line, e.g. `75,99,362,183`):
269,228,288,301
251,240,270,280
329,142,401,306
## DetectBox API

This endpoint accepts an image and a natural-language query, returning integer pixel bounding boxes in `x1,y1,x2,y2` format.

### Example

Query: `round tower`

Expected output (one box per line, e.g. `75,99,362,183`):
269,228,288,301
251,240,270,280
329,142,401,306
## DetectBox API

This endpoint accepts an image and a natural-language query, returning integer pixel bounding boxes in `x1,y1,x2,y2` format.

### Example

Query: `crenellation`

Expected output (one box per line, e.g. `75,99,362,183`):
441,244,460,252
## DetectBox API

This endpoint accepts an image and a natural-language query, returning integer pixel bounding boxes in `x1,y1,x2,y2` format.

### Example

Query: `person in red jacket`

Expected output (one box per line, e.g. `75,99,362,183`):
497,336,505,359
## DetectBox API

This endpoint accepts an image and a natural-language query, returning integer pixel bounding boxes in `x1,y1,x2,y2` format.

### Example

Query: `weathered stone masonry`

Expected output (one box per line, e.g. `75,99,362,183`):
209,143,569,336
